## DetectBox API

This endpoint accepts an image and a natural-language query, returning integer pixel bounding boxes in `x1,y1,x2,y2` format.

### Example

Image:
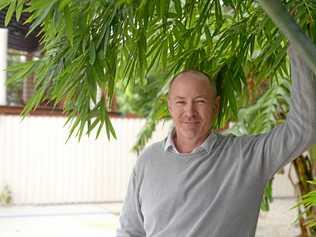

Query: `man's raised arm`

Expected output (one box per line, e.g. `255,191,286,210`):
237,47,316,180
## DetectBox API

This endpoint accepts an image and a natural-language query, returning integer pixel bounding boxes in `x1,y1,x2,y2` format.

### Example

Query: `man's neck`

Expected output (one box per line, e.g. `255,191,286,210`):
173,131,210,154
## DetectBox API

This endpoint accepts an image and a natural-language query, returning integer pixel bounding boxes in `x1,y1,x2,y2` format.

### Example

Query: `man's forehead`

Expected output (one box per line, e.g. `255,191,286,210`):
169,71,212,92
173,71,209,82
168,70,217,99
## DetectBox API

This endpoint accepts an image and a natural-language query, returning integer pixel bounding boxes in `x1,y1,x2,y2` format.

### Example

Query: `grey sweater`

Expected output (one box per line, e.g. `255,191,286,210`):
116,49,316,237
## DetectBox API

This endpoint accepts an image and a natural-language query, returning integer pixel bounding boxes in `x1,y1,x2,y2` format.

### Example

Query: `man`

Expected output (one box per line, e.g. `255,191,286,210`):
116,48,316,237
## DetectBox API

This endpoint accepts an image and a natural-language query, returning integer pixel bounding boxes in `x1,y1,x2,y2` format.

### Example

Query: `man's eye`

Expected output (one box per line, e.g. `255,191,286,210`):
196,100,206,104
176,101,185,104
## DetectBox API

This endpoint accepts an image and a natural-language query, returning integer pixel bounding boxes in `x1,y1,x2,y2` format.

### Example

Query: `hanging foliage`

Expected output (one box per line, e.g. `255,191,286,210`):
1,0,307,141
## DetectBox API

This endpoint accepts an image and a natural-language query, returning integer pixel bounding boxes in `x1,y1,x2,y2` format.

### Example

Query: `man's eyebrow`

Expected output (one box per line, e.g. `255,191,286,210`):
193,95,208,99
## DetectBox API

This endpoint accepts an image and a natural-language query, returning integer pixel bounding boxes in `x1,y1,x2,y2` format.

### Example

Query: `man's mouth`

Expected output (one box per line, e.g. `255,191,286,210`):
183,121,200,124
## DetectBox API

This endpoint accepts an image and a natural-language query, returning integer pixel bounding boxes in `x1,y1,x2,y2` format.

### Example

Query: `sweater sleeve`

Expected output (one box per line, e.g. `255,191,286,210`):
116,168,146,237
238,47,316,181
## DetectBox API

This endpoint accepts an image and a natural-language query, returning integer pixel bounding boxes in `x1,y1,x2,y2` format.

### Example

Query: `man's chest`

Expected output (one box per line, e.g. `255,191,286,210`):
138,154,264,234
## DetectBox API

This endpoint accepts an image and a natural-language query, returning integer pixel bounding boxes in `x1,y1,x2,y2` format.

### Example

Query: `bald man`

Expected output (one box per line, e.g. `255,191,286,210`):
116,49,316,237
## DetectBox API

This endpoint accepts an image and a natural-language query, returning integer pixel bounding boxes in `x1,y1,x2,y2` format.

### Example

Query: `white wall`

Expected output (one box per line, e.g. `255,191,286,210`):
0,28,7,105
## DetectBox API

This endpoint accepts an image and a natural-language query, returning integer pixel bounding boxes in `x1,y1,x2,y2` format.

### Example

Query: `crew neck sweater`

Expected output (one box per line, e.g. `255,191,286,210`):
116,49,316,237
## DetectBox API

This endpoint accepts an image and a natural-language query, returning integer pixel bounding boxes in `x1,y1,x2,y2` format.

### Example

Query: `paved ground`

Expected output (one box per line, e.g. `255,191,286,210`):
256,198,300,237
0,198,301,237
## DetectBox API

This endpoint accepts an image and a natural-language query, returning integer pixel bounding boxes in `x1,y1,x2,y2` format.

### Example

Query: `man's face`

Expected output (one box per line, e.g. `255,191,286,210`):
168,72,220,141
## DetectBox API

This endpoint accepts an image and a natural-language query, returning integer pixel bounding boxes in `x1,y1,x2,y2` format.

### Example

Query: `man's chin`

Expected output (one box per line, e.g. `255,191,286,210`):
179,130,201,139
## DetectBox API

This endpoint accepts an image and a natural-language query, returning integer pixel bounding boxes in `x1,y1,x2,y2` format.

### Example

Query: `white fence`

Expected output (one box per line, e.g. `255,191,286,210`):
0,114,169,205
0,114,295,205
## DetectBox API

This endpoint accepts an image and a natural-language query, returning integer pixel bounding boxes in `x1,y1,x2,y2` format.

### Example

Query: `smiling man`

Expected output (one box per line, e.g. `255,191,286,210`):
116,49,316,237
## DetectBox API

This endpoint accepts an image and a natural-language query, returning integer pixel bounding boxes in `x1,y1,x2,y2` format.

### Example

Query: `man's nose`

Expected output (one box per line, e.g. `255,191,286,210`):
184,103,196,117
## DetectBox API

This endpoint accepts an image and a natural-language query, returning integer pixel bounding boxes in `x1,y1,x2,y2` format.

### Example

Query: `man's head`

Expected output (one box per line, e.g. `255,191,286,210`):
168,70,220,142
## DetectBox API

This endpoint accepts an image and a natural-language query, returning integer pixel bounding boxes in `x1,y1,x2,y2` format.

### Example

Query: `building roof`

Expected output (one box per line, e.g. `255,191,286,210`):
0,9,40,52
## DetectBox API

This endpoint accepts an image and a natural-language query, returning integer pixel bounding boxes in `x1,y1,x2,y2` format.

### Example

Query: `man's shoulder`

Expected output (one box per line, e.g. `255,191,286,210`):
134,139,166,173
139,139,166,160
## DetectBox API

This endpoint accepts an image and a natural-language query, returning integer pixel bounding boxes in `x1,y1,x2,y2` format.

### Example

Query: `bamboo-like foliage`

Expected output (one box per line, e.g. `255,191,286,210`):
296,180,316,228
228,76,290,136
1,0,306,142
260,0,316,75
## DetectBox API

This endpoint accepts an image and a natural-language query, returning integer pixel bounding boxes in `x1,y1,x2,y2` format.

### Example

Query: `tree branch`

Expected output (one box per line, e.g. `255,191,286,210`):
260,0,316,75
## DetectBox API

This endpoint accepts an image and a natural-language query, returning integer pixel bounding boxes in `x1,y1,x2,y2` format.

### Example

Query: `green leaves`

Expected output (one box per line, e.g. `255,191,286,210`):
260,179,273,211
173,0,182,18
214,0,223,27
4,0,16,25
260,0,316,76
89,42,96,65
228,74,290,136
1,0,315,145
15,0,24,21
296,179,316,228
26,1,58,35
215,56,246,126
64,5,73,47
1,0,26,24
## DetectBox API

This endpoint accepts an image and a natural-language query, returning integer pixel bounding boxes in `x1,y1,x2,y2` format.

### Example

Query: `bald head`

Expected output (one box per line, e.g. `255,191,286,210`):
168,70,217,98
167,70,220,149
